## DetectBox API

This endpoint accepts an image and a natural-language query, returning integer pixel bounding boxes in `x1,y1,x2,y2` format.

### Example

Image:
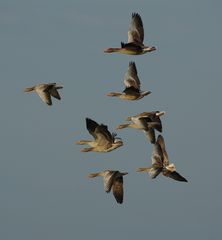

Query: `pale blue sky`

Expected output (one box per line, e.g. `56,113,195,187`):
1,1,222,239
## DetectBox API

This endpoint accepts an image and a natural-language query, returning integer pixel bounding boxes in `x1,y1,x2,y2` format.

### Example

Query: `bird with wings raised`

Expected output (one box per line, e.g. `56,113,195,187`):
88,170,128,204
106,62,151,100
24,83,63,106
137,135,188,182
104,13,156,55
116,111,165,144
75,118,123,152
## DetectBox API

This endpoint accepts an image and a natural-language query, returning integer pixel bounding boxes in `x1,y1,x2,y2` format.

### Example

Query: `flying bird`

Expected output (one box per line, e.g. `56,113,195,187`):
104,13,156,55
116,111,165,144
88,170,128,204
136,135,188,182
106,62,151,100
75,118,123,152
24,83,63,106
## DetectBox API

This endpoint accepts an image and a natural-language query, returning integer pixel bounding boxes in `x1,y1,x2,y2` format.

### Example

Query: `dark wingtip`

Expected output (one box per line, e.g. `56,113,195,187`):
129,61,135,66
86,117,92,127
121,42,125,48
86,118,99,132
86,117,91,123
131,13,143,26
132,12,140,18
177,174,188,182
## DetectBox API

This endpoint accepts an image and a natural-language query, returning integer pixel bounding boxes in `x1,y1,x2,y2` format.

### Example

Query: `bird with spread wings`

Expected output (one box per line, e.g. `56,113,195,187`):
24,83,63,106
137,135,188,182
88,170,128,204
75,118,123,152
104,13,156,55
107,62,151,100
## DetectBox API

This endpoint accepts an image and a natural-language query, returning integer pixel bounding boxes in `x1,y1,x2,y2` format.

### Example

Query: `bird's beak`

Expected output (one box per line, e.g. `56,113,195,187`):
156,111,165,116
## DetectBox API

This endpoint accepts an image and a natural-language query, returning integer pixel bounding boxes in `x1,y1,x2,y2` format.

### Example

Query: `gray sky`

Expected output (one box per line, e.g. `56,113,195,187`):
1,0,222,239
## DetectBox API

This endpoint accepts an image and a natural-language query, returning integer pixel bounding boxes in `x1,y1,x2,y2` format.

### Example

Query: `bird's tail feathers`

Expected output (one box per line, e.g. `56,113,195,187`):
88,172,101,178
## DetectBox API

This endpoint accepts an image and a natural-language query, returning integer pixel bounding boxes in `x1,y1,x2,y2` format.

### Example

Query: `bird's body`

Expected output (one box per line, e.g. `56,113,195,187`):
24,83,63,105
104,13,156,55
137,135,188,182
107,62,151,101
88,170,128,204
76,118,123,153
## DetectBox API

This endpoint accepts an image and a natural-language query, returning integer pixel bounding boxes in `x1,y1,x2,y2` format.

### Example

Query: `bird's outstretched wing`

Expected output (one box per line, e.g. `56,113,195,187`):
86,118,99,140
128,13,144,44
157,135,169,165
95,124,114,146
151,142,164,166
149,167,162,179
112,175,124,204
103,171,117,192
167,171,188,182
50,87,61,100
36,86,52,105
124,62,140,90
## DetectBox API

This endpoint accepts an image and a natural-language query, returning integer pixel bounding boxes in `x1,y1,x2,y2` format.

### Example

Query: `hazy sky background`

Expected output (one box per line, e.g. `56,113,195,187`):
1,0,222,239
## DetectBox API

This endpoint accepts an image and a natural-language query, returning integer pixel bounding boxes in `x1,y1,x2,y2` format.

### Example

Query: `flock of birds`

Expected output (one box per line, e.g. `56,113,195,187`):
24,13,188,204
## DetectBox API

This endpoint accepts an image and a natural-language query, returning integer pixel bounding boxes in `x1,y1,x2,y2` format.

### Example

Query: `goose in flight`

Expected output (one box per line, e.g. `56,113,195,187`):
104,13,156,55
24,83,63,106
116,111,165,144
137,135,188,182
88,170,128,204
75,118,123,152
107,62,151,100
